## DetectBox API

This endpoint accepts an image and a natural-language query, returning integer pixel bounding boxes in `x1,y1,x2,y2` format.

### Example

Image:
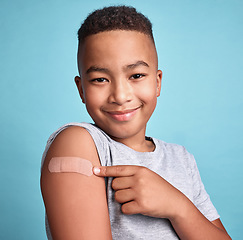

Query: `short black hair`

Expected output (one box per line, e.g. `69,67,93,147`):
77,5,154,43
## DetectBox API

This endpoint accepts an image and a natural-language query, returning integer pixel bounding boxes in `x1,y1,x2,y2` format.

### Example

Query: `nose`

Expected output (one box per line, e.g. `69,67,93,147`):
108,79,132,105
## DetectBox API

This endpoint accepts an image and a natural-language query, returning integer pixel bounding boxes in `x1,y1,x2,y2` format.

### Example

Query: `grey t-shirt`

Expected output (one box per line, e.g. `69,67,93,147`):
41,122,219,240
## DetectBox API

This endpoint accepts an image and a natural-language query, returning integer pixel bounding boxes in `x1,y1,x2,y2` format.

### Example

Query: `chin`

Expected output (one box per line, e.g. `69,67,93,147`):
102,123,145,140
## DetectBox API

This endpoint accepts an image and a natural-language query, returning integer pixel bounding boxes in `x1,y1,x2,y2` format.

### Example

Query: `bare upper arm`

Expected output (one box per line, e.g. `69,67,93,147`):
41,126,112,240
212,218,231,237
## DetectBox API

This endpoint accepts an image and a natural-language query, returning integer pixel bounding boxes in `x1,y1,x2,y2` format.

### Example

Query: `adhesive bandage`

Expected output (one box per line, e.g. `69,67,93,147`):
48,157,93,176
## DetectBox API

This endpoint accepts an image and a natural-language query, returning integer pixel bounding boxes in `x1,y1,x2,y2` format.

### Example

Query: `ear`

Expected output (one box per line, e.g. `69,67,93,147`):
156,70,162,97
74,76,85,103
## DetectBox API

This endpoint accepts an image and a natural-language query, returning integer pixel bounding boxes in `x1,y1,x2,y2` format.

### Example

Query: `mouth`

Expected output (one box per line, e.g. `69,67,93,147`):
104,107,141,122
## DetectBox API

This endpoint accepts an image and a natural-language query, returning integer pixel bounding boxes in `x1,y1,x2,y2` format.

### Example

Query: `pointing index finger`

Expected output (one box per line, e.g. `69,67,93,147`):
93,165,137,177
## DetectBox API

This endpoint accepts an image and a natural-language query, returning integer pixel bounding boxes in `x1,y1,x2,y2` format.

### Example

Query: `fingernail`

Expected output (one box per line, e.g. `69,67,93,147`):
93,167,101,175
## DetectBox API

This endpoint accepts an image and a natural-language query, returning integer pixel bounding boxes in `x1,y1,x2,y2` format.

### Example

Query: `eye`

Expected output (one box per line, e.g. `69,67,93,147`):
130,74,145,80
90,78,108,83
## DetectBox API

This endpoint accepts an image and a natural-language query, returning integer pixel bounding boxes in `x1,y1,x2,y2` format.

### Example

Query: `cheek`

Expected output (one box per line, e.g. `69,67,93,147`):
84,87,107,112
136,81,158,103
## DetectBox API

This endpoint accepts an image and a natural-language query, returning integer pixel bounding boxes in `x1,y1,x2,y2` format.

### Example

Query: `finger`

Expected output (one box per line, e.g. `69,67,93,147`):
121,201,141,215
115,189,134,204
93,165,138,177
112,176,133,190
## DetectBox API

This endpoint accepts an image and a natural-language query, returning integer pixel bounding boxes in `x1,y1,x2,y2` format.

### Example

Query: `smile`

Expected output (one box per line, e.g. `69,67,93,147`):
104,107,140,122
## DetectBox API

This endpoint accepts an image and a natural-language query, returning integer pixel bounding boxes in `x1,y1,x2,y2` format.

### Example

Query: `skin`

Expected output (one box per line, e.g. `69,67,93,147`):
41,127,112,239
93,165,231,240
41,30,231,239
75,30,162,152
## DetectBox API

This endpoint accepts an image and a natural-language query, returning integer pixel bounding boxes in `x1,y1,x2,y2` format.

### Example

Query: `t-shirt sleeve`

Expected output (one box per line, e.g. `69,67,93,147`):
189,154,220,221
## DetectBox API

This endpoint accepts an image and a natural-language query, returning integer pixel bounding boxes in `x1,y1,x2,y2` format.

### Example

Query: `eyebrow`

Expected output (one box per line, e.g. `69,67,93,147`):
125,60,149,69
85,60,149,75
86,66,109,74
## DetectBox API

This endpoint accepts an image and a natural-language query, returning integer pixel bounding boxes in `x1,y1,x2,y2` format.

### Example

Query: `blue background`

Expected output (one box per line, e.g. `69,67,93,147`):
1,0,242,239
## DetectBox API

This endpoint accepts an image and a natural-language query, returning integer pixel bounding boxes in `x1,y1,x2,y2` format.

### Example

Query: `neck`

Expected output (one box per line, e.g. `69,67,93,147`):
110,130,155,153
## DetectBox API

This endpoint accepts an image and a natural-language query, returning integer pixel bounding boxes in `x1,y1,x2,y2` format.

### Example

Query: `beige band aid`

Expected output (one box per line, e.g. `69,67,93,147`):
48,157,93,176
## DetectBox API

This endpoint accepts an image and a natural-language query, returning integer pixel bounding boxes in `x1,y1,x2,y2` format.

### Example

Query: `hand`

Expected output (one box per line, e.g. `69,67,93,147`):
93,165,187,219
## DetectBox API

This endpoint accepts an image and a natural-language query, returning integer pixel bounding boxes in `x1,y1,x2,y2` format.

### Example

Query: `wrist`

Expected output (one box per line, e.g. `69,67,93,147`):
168,191,193,223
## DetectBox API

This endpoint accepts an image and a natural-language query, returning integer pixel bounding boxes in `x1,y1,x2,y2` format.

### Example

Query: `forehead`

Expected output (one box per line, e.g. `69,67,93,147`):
78,30,158,73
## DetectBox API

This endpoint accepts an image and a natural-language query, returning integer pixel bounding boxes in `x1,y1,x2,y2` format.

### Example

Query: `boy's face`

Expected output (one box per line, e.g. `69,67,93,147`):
75,30,162,143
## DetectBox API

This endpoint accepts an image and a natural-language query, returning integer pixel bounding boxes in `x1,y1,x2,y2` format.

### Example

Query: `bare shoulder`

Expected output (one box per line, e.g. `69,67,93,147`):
42,126,98,167
41,126,112,240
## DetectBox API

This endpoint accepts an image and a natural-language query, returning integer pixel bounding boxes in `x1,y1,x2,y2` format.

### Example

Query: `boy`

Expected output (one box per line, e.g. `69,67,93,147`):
41,6,231,240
